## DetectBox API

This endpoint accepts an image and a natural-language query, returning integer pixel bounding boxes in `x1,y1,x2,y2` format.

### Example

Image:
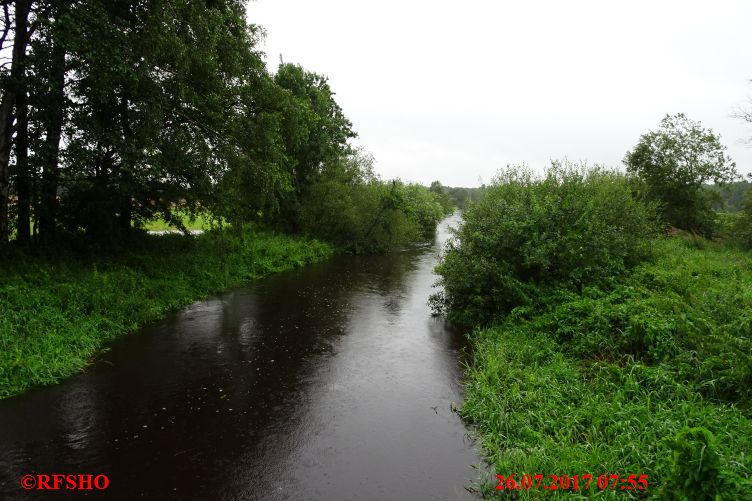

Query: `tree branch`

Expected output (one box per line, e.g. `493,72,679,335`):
0,3,10,51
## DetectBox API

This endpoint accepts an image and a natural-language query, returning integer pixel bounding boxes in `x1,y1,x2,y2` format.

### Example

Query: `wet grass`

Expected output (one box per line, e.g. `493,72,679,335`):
140,211,214,231
462,237,752,499
0,229,333,399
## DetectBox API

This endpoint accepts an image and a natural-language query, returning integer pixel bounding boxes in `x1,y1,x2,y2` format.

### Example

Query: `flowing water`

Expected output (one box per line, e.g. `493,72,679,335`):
0,215,480,500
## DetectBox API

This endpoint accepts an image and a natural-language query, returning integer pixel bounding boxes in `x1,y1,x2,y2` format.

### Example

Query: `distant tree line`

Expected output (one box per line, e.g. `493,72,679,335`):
0,0,448,252
428,181,485,211
707,181,751,212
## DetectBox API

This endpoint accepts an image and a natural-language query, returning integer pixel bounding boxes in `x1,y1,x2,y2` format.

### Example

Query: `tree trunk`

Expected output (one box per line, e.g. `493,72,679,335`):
0,0,32,244
119,197,131,240
39,39,65,243
15,86,30,243
0,93,12,244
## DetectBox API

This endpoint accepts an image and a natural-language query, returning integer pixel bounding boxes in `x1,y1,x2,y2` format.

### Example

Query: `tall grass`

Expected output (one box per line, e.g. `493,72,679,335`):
0,229,333,399
462,237,752,499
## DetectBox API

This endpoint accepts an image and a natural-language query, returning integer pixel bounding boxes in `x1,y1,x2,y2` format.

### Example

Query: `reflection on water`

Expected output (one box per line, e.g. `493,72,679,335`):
0,215,478,500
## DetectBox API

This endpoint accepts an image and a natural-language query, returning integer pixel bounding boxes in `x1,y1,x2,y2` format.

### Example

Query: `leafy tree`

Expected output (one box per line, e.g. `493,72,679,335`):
403,183,447,238
428,180,455,214
273,63,355,231
27,0,67,242
706,181,751,212
55,0,264,241
0,0,447,253
441,185,486,210
624,113,737,235
214,70,293,232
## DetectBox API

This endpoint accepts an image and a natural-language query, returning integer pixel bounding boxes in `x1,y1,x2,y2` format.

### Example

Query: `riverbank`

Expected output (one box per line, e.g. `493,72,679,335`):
461,236,752,498
0,230,333,399
0,215,477,500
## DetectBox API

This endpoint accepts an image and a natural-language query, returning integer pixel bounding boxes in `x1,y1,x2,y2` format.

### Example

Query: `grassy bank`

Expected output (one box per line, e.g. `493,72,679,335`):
0,230,333,399
462,237,752,499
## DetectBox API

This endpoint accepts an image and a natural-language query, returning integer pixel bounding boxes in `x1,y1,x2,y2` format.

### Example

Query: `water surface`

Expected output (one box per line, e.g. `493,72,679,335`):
0,215,479,500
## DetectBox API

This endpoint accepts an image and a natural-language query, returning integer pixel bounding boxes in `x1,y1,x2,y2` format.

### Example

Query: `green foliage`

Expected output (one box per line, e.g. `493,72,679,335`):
436,166,752,498
3,0,390,253
519,237,752,403
1,0,453,256
660,428,739,500
299,151,448,253
428,180,456,214
624,113,737,236
0,230,332,398
708,181,751,212
213,69,295,229
272,63,356,231
56,0,266,240
733,186,752,250
432,162,659,325
463,330,752,500
140,211,213,232
460,237,752,499
440,184,487,210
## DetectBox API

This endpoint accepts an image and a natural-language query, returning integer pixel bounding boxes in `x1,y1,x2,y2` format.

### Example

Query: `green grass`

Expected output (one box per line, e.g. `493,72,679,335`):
140,211,214,231
462,237,752,499
0,229,333,399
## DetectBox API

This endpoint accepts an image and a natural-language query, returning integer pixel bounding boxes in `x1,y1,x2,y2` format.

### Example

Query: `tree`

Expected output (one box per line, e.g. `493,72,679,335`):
273,63,356,231
28,0,67,242
624,113,737,235
0,0,34,244
428,180,455,214
59,0,262,241
214,70,293,231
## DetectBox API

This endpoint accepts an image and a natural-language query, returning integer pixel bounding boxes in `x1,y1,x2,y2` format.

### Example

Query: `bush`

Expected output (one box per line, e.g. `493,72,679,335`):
432,162,660,325
299,152,448,253
659,427,743,500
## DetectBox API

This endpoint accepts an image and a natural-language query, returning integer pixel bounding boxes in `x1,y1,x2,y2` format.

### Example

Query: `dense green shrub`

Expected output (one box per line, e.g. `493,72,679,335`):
299,152,450,253
432,162,659,325
659,427,741,500
510,238,752,404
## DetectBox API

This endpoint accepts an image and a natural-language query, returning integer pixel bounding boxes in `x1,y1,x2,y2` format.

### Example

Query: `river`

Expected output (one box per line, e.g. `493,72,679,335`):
0,214,479,500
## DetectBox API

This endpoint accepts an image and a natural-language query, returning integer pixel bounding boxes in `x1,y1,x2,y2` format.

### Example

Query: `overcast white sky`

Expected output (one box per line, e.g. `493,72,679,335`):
247,0,752,187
